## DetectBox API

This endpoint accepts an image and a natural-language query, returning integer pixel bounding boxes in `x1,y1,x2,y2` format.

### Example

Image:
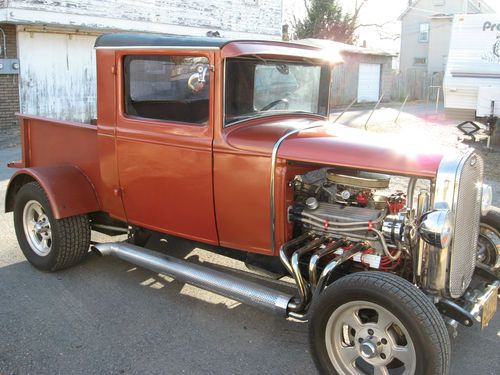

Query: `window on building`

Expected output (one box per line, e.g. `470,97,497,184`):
419,23,430,42
414,57,428,65
124,55,210,125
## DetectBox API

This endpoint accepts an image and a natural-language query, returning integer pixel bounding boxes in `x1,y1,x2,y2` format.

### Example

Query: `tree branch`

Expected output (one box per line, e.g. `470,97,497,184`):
354,21,394,31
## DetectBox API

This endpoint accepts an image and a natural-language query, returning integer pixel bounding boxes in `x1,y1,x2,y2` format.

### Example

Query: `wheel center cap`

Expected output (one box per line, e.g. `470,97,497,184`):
34,222,43,233
360,340,377,359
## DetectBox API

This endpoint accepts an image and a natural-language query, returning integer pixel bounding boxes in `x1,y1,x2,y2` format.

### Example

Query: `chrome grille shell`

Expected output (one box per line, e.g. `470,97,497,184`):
449,153,483,296
423,149,483,298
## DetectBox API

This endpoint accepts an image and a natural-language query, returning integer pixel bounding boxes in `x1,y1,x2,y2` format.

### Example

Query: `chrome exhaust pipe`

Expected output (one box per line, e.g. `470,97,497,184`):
93,242,293,315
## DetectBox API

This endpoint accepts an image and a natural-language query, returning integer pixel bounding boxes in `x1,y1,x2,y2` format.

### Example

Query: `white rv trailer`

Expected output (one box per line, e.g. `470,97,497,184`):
444,13,500,120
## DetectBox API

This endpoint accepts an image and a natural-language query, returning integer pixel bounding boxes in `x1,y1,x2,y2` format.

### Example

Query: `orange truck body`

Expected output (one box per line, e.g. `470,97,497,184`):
5,36,446,257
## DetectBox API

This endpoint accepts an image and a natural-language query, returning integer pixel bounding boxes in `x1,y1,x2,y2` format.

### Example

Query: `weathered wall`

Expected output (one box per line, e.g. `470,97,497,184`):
331,53,393,107
17,30,97,123
391,70,443,101
0,23,20,148
3,0,282,38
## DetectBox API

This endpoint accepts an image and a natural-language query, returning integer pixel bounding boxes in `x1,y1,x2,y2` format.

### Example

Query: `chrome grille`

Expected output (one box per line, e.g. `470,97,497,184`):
449,152,483,297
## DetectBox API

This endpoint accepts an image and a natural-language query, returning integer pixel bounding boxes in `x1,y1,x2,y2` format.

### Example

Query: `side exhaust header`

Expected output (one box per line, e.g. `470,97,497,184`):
93,242,293,315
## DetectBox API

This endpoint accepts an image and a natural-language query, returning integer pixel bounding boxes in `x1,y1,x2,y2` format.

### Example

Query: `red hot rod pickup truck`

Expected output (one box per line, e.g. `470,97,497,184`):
5,33,500,375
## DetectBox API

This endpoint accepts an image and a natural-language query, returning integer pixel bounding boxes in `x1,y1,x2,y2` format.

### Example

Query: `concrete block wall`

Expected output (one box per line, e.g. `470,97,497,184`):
0,23,20,148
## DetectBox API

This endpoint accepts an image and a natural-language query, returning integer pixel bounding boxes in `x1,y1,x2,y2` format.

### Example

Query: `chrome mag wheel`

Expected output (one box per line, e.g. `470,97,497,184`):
23,200,52,256
325,301,416,375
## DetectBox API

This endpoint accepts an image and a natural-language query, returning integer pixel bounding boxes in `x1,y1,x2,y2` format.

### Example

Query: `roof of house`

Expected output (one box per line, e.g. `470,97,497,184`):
293,38,397,57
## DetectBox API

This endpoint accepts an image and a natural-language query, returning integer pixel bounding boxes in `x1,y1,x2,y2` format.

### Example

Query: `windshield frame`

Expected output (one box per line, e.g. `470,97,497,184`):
222,56,332,127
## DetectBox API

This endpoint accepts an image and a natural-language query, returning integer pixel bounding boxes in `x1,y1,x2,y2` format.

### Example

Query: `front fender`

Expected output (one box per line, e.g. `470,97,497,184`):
5,165,100,219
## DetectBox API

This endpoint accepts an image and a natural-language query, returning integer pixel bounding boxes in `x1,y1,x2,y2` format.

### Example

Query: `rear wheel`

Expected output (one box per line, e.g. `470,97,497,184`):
309,272,450,375
13,182,91,271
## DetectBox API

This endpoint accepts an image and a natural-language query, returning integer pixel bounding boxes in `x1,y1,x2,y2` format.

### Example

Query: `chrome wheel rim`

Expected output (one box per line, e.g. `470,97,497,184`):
23,200,52,256
325,301,416,375
478,223,500,271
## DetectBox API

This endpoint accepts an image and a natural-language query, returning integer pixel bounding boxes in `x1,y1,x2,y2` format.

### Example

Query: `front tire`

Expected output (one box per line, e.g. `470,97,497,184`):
309,272,450,375
478,207,500,273
13,182,91,272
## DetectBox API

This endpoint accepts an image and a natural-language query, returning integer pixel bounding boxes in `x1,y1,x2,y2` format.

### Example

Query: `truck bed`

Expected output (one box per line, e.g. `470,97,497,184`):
10,114,101,201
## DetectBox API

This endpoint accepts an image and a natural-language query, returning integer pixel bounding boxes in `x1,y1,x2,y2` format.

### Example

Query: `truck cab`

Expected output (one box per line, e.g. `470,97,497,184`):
92,34,338,254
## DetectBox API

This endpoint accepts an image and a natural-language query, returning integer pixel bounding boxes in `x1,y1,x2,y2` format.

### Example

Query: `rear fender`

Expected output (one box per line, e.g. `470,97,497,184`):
5,166,100,219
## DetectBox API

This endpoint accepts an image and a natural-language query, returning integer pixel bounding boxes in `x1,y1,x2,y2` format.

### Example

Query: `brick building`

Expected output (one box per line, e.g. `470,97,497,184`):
0,0,282,147
0,23,19,147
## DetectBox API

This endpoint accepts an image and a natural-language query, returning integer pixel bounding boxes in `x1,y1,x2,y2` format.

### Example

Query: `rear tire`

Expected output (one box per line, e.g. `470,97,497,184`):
309,272,450,375
13,182,91,272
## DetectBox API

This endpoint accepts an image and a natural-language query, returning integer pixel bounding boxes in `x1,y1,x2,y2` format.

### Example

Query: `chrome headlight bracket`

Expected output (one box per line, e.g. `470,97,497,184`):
418,209,454,249
481,184,492,216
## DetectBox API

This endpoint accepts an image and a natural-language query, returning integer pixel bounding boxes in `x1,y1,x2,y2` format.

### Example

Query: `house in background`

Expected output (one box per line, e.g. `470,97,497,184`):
399,0,495,75
0,0,282,146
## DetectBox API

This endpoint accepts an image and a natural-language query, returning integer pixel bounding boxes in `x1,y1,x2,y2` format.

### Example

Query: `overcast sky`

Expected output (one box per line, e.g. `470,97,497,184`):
283,0,500,51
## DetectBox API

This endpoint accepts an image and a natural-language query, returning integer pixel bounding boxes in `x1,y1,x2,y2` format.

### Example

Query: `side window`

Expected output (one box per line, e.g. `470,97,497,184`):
124,55,210,125
419,23,430,43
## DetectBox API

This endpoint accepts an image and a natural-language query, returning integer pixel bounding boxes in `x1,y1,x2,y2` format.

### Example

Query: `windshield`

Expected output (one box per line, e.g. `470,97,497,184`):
224,58,331,126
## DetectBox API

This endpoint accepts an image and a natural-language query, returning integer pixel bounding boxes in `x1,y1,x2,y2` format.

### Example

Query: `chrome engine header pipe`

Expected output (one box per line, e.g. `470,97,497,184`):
309,239,346,290
279,231,315,276
288,237,329,312
93,242,294,316
312,242,368,299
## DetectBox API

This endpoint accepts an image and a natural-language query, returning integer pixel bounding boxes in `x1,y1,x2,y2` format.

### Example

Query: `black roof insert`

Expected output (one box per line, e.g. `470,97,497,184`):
95,32,232,48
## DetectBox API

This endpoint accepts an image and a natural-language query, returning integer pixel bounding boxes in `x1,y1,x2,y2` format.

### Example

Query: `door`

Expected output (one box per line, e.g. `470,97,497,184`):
115,51,218,244
357,63,381,102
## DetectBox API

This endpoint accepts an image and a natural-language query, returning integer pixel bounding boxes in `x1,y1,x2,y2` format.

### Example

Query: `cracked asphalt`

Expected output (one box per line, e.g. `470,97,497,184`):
0,146,498,375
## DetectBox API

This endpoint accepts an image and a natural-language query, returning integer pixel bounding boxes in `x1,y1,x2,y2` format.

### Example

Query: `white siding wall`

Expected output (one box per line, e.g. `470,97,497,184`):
400,0,469,73
3,0,282,38
427,17,453,74
444,14,500,115
18,31,97,122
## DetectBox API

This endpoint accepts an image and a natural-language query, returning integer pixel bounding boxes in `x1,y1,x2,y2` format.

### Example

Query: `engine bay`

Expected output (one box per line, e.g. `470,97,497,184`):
289,167,416,273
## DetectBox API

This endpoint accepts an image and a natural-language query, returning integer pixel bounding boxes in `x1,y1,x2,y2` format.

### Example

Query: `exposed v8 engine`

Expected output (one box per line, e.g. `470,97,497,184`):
290,167,411,271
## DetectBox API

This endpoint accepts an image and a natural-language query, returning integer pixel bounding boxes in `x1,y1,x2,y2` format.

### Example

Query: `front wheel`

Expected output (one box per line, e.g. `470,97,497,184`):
309,272,450,375
478,207,500,273
13,182,91,272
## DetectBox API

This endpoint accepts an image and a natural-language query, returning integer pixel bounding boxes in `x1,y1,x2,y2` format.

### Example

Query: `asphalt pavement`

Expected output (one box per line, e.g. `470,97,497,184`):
0,146,498,375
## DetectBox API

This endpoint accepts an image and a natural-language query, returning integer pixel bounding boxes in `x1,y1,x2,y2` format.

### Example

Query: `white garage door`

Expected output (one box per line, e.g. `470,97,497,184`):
357,63,381,102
